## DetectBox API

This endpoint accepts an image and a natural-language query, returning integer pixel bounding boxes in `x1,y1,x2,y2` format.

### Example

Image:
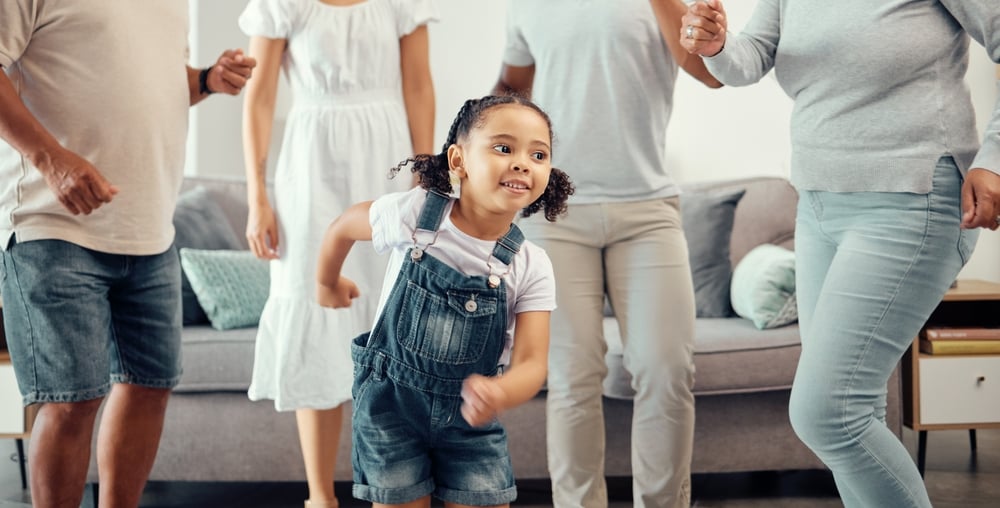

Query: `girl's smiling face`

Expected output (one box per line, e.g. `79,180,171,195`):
449,104,553,217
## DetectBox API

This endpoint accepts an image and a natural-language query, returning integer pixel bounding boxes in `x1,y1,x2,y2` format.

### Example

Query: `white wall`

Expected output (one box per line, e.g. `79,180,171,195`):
187,0,998,282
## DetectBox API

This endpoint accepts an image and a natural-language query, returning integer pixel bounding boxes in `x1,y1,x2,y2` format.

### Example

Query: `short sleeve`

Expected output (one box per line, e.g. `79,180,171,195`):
239,0,297,39
370,187,425,255
513,243,556,314
0,0,38,68
391,0,439,37
501,0,534,67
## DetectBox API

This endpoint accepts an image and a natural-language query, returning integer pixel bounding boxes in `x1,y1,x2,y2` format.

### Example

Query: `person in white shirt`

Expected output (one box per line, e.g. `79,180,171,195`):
494,1,722,506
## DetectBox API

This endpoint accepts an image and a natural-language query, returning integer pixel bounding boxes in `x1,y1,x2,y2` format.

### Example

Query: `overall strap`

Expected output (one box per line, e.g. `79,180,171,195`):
415,190,451,232
491,223,524,265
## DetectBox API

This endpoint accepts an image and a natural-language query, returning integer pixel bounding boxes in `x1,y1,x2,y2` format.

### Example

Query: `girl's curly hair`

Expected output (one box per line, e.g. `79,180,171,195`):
389,95,574,222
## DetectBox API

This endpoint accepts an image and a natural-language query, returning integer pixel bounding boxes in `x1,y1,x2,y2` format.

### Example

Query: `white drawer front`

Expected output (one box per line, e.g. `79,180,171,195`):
0,364,25,434
919,356,1000,425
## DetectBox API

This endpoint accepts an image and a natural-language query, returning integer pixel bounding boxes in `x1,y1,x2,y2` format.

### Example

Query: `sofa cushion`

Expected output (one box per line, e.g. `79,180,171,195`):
602,316,801,397
179,249,270,330
681,189,745,318
173,325,258,393
174,187,244,325
731,244,798,329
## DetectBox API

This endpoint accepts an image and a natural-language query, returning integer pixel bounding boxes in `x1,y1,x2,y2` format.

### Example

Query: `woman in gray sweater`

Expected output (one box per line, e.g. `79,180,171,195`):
681,1,1000,506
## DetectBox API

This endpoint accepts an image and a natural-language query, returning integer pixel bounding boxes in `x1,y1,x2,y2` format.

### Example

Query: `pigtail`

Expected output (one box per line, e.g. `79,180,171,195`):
522,167,574,222
389,98,482,194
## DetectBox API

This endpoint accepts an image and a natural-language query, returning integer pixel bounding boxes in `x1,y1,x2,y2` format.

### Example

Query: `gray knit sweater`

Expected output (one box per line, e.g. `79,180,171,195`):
705,0,1000,193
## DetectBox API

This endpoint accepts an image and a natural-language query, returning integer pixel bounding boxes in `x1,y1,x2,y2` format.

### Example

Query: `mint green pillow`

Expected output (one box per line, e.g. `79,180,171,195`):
179,249,270,330
730,244,798,330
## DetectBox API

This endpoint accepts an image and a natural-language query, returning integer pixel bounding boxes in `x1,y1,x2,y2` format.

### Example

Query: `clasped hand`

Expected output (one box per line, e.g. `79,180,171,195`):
681,0,728,57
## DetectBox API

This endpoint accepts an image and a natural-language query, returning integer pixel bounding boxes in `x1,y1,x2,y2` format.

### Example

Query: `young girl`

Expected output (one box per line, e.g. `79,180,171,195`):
316,95,573,507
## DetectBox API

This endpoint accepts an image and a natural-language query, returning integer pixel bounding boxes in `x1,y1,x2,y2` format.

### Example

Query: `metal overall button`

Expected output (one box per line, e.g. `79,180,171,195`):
464,294,478,313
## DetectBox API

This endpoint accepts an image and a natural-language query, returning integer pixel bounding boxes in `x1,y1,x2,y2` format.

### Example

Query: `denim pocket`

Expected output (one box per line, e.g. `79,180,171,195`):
396,281,498,365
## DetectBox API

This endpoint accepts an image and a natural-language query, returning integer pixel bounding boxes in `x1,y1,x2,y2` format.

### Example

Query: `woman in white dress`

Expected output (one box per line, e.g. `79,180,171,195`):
239,1,436,506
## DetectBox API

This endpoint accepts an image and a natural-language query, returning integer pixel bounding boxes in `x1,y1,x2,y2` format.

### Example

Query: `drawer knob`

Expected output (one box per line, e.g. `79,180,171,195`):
977,376,986,384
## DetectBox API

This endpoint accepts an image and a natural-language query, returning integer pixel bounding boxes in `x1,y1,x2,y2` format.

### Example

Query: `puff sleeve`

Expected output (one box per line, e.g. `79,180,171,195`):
390,0,438,38
239,0,298,39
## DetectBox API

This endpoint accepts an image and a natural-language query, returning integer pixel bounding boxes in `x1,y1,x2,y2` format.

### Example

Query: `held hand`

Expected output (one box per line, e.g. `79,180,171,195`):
681,0,728,57
246,203,280,259
460,374,509,428
317,276,360,309
207,49,257,95
961,168,1000,230
39,147,118,215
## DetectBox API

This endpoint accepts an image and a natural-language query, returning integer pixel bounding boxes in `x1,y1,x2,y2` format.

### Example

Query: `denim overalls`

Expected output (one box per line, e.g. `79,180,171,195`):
350,190,521,506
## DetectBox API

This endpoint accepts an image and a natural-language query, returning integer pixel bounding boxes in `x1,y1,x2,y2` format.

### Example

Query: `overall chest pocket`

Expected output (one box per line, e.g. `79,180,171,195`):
396,281,499,365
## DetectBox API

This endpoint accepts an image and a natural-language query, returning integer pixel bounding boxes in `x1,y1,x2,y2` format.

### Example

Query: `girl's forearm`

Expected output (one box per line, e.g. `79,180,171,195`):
316,201,375,289
494,359,547,410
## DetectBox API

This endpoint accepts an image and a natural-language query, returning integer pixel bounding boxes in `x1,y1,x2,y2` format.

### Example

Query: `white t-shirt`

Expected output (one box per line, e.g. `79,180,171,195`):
0,2,190,255
369,187,557,365
503,0,680,204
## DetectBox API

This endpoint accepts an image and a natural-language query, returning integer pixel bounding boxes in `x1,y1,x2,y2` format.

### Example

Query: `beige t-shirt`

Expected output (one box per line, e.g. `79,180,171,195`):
0,1,190,255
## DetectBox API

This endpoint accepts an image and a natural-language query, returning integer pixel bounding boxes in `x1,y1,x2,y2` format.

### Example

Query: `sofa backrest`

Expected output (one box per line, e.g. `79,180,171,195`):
682,176,797,267
180,175,798,269
180,176,253,250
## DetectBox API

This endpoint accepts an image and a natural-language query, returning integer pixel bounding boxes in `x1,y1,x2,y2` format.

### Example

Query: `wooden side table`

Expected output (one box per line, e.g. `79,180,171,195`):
0,303,35,490
903,279,1000,477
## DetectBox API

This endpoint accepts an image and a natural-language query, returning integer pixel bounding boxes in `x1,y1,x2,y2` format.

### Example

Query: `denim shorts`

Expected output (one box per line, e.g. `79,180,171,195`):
351,357,517,506
0,239,182,404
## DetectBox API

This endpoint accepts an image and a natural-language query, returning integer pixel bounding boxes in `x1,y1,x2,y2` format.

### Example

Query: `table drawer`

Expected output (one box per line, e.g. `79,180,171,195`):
0,364,25,434
919,356,1000,425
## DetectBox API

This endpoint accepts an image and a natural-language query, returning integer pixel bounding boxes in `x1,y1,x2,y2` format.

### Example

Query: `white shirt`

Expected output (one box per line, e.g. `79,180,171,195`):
0,1,190,254
503,0,681,204
369,187,557,365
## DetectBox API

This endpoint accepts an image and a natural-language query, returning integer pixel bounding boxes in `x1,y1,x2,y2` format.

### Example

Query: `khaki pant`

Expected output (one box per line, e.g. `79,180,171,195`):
519,197,696,508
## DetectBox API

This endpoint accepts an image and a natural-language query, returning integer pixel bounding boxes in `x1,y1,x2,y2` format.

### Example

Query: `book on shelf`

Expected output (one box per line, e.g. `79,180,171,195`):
921,327,1000,341
919,338,1000,355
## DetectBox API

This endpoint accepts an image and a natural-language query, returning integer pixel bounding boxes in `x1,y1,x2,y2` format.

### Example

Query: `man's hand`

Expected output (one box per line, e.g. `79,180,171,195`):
206,49,257,95
38,148,118,215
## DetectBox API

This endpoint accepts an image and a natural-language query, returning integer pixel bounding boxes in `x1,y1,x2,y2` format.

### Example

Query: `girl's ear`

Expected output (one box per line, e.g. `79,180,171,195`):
447,144,466,178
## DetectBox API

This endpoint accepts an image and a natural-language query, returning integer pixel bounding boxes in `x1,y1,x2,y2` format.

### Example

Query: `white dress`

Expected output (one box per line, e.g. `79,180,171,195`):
239,0,437,411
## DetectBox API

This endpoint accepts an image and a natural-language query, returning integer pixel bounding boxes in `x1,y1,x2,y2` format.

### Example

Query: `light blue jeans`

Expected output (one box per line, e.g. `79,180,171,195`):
789,157,978,507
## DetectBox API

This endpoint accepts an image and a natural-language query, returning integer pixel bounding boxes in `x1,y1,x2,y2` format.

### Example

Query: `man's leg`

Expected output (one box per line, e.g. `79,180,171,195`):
605,198,696,508
95,384,171,508
97,246,182,507
519,205,609,508
28,400,103,508
1,240,121,507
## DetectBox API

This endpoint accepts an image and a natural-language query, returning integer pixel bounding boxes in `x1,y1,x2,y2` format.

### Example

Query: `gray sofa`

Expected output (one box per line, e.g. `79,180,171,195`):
88,175,902,484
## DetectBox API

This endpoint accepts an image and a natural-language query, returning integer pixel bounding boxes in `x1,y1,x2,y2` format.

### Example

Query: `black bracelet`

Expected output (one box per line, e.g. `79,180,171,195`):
198,67,214,95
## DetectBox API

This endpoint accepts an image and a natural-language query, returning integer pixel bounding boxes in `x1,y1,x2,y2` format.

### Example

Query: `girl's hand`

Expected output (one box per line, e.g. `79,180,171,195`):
317,276,360,308
460,374,509,427
246,203,280,260
681,0,728,57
